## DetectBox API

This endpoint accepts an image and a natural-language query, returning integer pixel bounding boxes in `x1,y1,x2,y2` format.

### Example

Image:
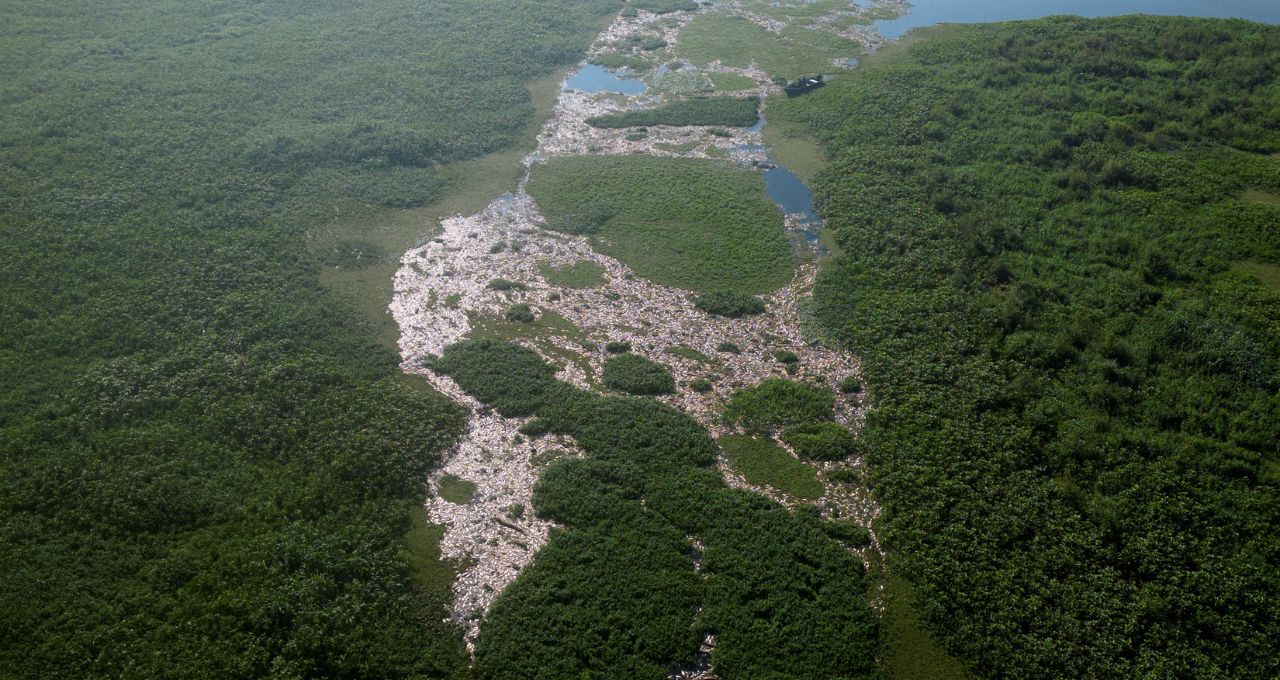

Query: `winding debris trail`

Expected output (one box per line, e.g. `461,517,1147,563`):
390,1,889,659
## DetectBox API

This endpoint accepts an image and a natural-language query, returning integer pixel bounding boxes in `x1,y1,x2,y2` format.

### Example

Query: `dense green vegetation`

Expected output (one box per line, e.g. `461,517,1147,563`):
694,290,767,317
777,16,1280,678
586,97,759,128
529,155,793,292
723,378,835,433
0,0,620,676
720,435,825,500
431,339,879,679
602,354,677,395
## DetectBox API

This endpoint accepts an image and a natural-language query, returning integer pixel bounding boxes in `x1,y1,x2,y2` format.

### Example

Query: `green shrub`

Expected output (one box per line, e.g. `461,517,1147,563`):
774,350,799,364
781,422,858,461
838,376,862,394
694,290,766,317
724,378,834,432
826,469,861,484
605,340,632,354
823,521,872,548
689,378,713,393
717,341,742,354
489,278,528,292
505,303,536,323
603,353,676,395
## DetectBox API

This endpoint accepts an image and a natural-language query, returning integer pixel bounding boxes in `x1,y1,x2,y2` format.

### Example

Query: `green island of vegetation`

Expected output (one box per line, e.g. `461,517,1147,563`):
528,155,794,292
694,289,768,317
431,339,879,679
677,11,863,80
0,0,622,676
586,96,759,128
602,353,677,395
723,378,836,432
773,15,1280,679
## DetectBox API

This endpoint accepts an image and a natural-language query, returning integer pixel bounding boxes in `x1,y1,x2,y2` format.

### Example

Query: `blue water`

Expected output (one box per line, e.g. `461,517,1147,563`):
764,167,821,227
874,0,1280,38
564,63,648,94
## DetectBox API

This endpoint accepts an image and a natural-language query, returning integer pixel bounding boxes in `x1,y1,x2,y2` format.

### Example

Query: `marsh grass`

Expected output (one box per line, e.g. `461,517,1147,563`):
720,434,823,500
528,155,793,293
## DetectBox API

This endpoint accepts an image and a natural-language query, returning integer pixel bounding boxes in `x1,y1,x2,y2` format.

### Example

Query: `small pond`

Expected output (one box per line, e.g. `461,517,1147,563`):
564,63,648,94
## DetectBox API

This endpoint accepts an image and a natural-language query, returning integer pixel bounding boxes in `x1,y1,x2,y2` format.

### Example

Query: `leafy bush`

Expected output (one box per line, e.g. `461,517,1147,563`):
605,340,632,354
823,521,872,547
489,277,528,292
603,354,676,395
838,376,862,394
724,378,834,432
689,378,713,393
505,303,536,323
782,422,858,461
694,290,767,317
717,341,742,354
774,350,799,364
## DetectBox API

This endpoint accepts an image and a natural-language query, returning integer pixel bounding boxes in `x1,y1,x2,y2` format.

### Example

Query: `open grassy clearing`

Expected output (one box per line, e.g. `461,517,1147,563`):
527,155,793,293
720,435,824,500
677,12,862,80
1232,261,1280,294
878,577,977,680
709,71,757,91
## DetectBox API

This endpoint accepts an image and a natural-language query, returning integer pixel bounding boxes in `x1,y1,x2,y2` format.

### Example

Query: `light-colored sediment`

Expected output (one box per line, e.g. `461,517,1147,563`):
391,0,891,662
